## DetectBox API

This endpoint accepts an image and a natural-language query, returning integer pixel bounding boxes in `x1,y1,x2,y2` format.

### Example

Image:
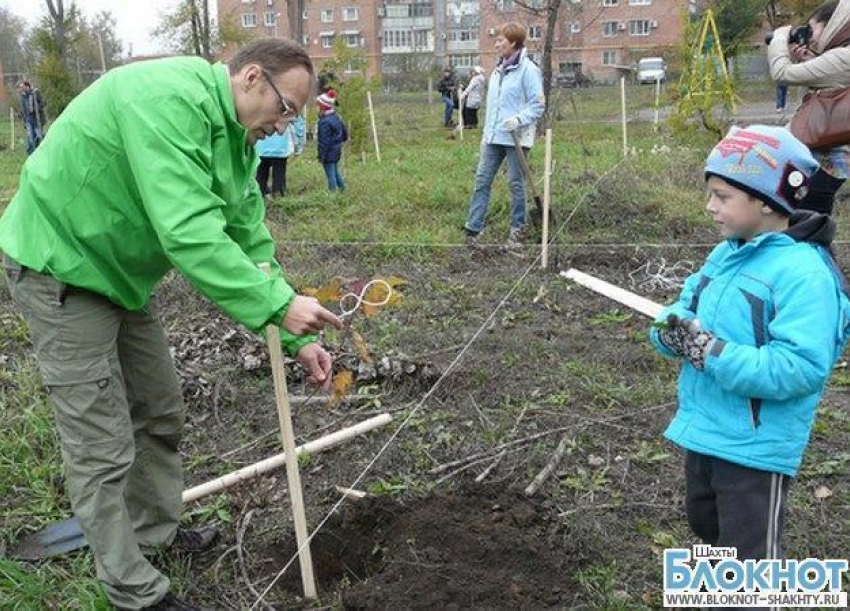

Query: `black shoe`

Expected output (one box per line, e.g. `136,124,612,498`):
139,593,200,611
170,526,220,554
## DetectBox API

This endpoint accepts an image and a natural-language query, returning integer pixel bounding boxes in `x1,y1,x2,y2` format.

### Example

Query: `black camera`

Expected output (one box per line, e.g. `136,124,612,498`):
765,24,812,46
789,24,813,46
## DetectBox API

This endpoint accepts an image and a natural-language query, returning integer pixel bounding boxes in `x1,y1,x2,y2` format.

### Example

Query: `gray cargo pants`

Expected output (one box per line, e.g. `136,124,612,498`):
4,255,184,609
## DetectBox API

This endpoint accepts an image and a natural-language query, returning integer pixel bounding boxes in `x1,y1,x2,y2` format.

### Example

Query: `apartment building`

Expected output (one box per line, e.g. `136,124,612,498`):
219,0,383,74
218,0,692,82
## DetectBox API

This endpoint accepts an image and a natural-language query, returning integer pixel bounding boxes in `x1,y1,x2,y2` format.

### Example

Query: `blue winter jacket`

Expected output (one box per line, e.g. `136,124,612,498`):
649,213,850,477
481,48,544,148
255,115,305,158
317,111,348,163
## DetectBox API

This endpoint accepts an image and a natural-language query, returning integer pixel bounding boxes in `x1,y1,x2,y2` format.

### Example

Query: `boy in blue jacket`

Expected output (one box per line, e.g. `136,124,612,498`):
649,125,850,560
316,89,347,191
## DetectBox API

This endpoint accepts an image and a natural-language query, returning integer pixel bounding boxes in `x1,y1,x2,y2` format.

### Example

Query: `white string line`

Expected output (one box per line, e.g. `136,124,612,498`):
248,155,626,609
339,279,392,320
278,239,718,249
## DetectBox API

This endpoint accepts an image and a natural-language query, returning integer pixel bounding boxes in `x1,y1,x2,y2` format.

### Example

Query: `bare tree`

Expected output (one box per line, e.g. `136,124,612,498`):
45,0,67,59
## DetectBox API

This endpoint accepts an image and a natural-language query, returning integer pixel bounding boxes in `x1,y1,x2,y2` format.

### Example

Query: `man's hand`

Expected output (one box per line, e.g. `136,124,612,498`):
283,295,343,335
502,116,520,132
297,343,334,390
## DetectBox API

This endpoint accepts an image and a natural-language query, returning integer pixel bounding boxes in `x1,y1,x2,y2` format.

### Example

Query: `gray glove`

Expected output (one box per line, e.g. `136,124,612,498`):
658,314,716,371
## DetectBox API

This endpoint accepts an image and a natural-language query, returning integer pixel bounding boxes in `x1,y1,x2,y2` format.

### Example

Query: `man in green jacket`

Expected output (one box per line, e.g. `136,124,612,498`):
0,39,341,610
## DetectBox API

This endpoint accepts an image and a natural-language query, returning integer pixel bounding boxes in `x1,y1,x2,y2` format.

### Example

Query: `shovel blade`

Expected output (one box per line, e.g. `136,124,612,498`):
11,516,88,560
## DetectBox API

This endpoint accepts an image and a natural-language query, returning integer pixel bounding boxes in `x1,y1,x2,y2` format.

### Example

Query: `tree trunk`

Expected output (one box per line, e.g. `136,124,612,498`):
45,0,66,59
200,0,211,59
541,0,562,132
188,0,202,56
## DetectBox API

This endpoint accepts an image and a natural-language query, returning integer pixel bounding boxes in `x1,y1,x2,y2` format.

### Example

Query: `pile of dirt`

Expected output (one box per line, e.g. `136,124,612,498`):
262,486,599,609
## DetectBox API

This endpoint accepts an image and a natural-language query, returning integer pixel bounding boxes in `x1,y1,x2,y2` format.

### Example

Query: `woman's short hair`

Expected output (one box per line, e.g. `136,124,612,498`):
499,23,526,48
810,0,839,25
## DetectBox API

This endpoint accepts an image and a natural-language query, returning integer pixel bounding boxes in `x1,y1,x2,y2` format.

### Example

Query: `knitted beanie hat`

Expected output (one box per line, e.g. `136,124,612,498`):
317,89,337,111
705,125,819,215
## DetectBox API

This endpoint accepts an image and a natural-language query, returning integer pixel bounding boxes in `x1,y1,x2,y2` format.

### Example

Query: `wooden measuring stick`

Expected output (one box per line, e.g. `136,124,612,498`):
183,414,392,503
560,268,663,319
620,76,628,156
366,90,381,162
457,85,464,140
541,128,552,269
258,262,317,599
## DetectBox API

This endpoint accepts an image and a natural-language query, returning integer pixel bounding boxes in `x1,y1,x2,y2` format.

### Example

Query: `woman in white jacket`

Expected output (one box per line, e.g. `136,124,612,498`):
460,66,486,128
769,0,850,213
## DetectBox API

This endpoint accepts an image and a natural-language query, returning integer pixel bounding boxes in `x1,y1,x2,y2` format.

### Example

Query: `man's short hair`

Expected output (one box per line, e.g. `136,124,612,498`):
227,38,314,79
499,23,526,48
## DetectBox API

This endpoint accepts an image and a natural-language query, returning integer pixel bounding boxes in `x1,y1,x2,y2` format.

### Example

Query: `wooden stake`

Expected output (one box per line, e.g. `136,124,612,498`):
183,414,392,503
9,108,15,151
428,77,434,105
366,90,381,162
620,76,628,156
258,263,316,600
457,85,464,140
560,268,662,318
654,75,662,128
541,128,552,269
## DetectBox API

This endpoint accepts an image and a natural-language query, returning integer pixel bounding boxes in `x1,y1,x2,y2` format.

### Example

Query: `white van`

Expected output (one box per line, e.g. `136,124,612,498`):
637,57,666,85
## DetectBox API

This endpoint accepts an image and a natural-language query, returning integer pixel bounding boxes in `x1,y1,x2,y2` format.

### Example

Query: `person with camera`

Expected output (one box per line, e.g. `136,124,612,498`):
768,0,850,214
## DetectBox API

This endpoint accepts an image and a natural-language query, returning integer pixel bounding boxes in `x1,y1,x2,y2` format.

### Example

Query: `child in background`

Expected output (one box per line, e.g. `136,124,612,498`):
649,125,850,561
255,114,305,200
316,89,348,192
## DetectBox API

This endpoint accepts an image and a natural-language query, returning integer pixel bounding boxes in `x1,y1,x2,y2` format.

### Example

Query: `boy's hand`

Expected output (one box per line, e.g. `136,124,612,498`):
663,315,716,371
657,314,692,356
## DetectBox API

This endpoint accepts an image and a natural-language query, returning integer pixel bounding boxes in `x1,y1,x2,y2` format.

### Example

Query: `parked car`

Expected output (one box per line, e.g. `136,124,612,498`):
637,57,666,85
556,70,592,88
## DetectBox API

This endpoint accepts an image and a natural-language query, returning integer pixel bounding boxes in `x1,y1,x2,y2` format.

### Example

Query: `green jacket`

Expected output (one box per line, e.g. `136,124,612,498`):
0,57,314,356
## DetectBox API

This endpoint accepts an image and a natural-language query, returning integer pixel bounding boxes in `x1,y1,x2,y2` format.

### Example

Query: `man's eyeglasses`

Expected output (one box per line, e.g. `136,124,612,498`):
262,69,297,119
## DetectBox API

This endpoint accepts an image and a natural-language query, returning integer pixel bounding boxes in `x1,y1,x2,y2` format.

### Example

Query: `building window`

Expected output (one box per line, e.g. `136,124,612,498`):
414,29,429,47
602,0,618,5
602,50,617,65
321,9,333,22
344,33,360,47
528,25,542,40
629,20,651,36
320,33,335,48
303,33,310,45
412,2,433,17
629,0,651,4
264,12,276,26
241,13,257,27
386,5,409,17
302,9,308,19
383,29,412,48
602,21,618,37
343,7,358,21
497,0,516,11
570,22,581,34
449,29,478,42
449,54,476,68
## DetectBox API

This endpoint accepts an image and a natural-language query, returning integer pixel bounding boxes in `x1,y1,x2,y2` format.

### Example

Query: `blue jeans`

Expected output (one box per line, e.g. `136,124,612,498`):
775,85,788,110
322,161,346,191
442,94,454,125
24,119,43,154
464,143,527,234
